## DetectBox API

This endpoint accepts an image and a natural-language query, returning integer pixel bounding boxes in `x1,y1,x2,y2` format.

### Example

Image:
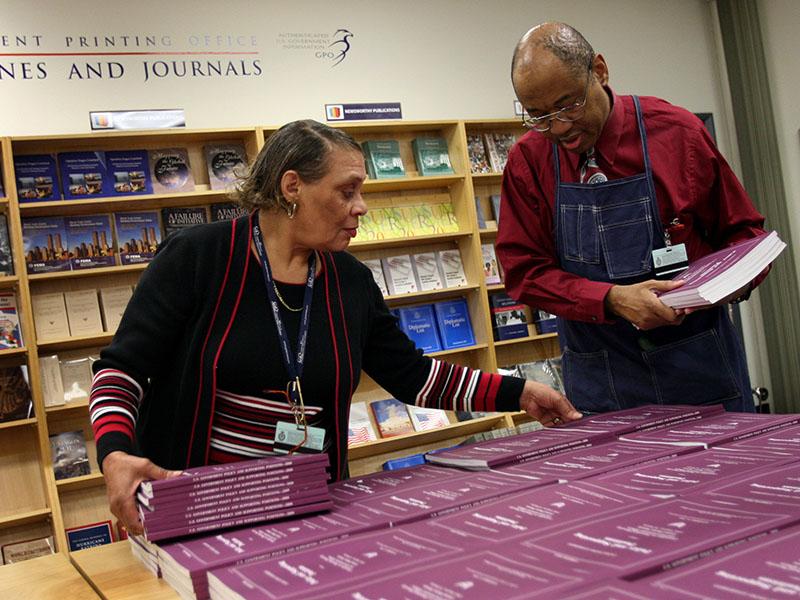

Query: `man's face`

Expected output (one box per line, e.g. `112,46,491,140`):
514,52,610,155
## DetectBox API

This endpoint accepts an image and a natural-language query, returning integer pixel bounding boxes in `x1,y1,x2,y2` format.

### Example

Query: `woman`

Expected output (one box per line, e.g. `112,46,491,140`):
90,120,580,535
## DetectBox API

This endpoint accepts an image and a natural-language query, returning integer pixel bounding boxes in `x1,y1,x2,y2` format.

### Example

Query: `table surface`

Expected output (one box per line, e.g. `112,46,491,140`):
0,552,101,599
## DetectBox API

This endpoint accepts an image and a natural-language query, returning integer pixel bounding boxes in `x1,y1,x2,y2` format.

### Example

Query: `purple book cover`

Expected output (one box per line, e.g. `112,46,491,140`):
620,413,800,449
494,440,696,481
207,528,463,600
634,526,800,599
523,497,797,581
592,446,793,498
687,461,800,510
65,214,116,269
422,481,651,546
721,422,800,453
114,211,161,265
58,151,113,199
304,551,585,600
14,154,59,202
559,582,655,599
22,216,70,273
329,464,466,504
559,403,724,436
426,427,612,470
107,149,152,195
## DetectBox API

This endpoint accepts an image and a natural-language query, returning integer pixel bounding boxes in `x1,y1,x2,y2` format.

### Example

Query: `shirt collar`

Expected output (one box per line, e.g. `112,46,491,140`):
595,86,623,167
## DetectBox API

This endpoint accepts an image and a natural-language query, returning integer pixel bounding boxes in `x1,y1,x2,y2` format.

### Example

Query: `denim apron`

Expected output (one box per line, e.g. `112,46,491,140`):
554,96,752,413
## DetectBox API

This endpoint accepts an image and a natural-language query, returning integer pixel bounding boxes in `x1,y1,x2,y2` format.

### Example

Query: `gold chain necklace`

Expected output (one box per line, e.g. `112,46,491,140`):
272,283,304,312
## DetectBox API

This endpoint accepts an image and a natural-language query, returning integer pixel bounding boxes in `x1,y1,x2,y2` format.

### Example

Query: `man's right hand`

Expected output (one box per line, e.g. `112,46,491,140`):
605,279,686,330
101,451,181,536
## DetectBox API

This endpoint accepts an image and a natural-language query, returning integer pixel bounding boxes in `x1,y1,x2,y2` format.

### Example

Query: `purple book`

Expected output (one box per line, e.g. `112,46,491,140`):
630,526,800,598
494,440,697,482
721,422,800,454
592,446,793,498
687,461,800,510
620,413,800,449
329,464,467,504
207,527,464,600
559,582,655,599
58,151,113,199
421,481,651,546
523,497,798,581
558,403,724,436
425,426,613,470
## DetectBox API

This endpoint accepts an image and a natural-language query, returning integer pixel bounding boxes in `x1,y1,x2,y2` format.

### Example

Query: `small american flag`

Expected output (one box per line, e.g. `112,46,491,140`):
348,426,374,446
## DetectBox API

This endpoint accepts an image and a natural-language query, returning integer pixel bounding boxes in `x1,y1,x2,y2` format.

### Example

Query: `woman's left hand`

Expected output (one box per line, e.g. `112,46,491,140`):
519,380,582,426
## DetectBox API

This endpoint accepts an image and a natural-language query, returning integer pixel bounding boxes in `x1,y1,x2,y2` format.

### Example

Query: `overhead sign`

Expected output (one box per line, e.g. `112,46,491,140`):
325,102,402,122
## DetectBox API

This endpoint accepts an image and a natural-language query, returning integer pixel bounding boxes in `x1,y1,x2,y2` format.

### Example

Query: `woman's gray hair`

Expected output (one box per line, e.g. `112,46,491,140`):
233,119,362,213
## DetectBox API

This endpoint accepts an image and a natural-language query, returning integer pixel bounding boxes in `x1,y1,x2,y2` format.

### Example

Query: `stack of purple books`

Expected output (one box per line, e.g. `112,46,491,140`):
137,454,332,542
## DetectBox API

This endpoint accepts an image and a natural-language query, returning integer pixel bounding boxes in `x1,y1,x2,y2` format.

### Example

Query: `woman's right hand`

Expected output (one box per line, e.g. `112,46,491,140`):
101,451,181,536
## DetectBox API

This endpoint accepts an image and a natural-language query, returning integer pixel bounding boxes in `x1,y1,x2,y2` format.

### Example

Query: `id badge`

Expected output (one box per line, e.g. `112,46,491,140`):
652,243,688,279
273,421,326,454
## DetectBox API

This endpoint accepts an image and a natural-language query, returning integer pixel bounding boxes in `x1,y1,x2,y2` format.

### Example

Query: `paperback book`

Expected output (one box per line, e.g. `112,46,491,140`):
64,290,104,337
114,211,161,264
65,521,114,552
22,216,71,273
149,148,195,194
99,285,133,332
412,137,454,176
0,292,22,349
467,133,491,174
412,252,444,291
0,214,13,275
516,359,564,393
407,405,450,432
347,401,378,445
474,196,487,229
381,254,418,295
161,206,208,239
205,143,247,190
1,535,54,564
535,309,558,334
482,243,502,284
361,258,389,296
433,298,475,349
437,249,467,287
370,398,414,438
57,151,111,199
484,132,516,171
362,140,404,179
210,202,248,222
490,292,528,340
38,355,65,408
397,304,442,352
60,357,93,404
31,292,70,341
107,149,152,195
14,154,59,202
65,214,115,269
49,430,90,480
0,366,33,422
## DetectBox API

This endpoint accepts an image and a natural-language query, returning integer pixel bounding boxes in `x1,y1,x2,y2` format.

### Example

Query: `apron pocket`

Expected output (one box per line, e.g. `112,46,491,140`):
598,197,653,279
642,330,740,406
559,204,600,265
563,348,620,413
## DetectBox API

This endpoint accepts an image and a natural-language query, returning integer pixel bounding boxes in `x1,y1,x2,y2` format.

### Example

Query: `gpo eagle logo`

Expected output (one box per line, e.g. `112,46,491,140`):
328,29,353,66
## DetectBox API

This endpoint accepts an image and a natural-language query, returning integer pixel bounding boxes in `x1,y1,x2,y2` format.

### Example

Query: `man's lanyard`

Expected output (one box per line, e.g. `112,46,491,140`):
252,214,315,411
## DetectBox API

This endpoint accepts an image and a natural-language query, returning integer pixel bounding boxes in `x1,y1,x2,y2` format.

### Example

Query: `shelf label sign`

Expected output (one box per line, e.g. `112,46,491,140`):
89,109,186,131
325,102,402,122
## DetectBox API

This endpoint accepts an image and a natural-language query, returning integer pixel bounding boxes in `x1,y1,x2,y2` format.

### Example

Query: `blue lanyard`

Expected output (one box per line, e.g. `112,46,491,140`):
252,213,316,406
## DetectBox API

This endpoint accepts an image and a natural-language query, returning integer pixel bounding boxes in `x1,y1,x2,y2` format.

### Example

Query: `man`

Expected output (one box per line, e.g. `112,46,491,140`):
496,22,767,413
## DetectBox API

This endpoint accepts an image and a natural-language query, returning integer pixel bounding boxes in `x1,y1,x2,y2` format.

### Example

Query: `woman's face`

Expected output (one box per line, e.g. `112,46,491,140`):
292,147,368,252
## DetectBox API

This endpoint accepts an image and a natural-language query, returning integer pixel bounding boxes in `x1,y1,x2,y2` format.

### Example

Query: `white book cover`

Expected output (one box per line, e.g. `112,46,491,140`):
60,357,92,404
99,285,133,332
64,289,104,337
412,252,444,291
407,405,450,432
31,292,70,341
348,402,378,445
481,243,502,284
437,249,467,288
39,355,66,407
361,259,389,296
381,255,419,295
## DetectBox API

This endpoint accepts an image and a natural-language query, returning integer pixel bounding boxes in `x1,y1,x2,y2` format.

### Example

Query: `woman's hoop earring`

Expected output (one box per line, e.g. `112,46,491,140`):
286,202,298,219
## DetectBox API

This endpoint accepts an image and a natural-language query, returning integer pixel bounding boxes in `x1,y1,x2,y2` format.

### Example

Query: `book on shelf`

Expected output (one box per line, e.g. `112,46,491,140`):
65,520,114,552
64,289,104,337
107,149,152,195
433,298,476,349
407,405,450,432
57,151,112,200
412,252,445,291
60,357,93,403
397,304,442,353
149,147,195,194
467,133,491,174
161,206,209,239
0,366,33,422
65,214,115,270
431,202,460,233
39,355,66,407
534,309,558,334
482,243,502,284
657,230,786,309
361,258,389,296
474,196,487,229
348,401,378,445
384,206,413,238
205,143,247,190
31,292,70,341
22,216,71,273
0,292,22,349
484,132,516,172
516,359,564,394
370,398,415,438
114,211,161,265
381,254,419,295
99,286,131,331
0,214,13,276
14,154,59,202
412,137,454,176
490,193,502,224
403,205,436,236
49,430,91,480
0,170,3,197
1,536,54,564
490,292,529,340
437,249,467,288
362,140,405,179
210,202,249,222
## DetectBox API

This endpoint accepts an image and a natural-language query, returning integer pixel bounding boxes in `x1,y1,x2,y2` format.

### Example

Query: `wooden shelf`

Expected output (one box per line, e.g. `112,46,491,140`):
384,284,481,305
429,343,489,358
0,274,19,288
0,417,37,430
28,263,148,282
56,472,105,493
45,399,89,416
37,332,113,352
362,173,465,194
0,508,52,528
471,172,503,184
493,332,558,347
350,231,470,251
18,189,228,217
486,283,505,292
0,346,27,359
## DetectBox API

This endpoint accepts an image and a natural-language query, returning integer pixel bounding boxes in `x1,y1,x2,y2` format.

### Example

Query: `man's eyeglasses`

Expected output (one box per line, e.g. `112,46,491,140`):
522,66,593,132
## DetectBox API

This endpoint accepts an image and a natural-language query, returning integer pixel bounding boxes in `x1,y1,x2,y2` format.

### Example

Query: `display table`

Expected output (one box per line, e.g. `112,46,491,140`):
70,541,178,600
0,552,100,599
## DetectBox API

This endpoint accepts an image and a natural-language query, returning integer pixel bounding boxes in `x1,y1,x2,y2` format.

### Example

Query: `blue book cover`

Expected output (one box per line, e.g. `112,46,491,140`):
65,520,113,551
433,298,475,349
490,293,528,340
397,304,442,353
114,211,161,265
58,151,112,200
14,154,59,202
107,150,152,195
535,310,558,334
22,216,71,273
66,214,116,270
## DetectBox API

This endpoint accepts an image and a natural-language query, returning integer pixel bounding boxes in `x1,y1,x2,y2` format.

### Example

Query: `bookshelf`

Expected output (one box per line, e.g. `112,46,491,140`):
0,120,559,557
